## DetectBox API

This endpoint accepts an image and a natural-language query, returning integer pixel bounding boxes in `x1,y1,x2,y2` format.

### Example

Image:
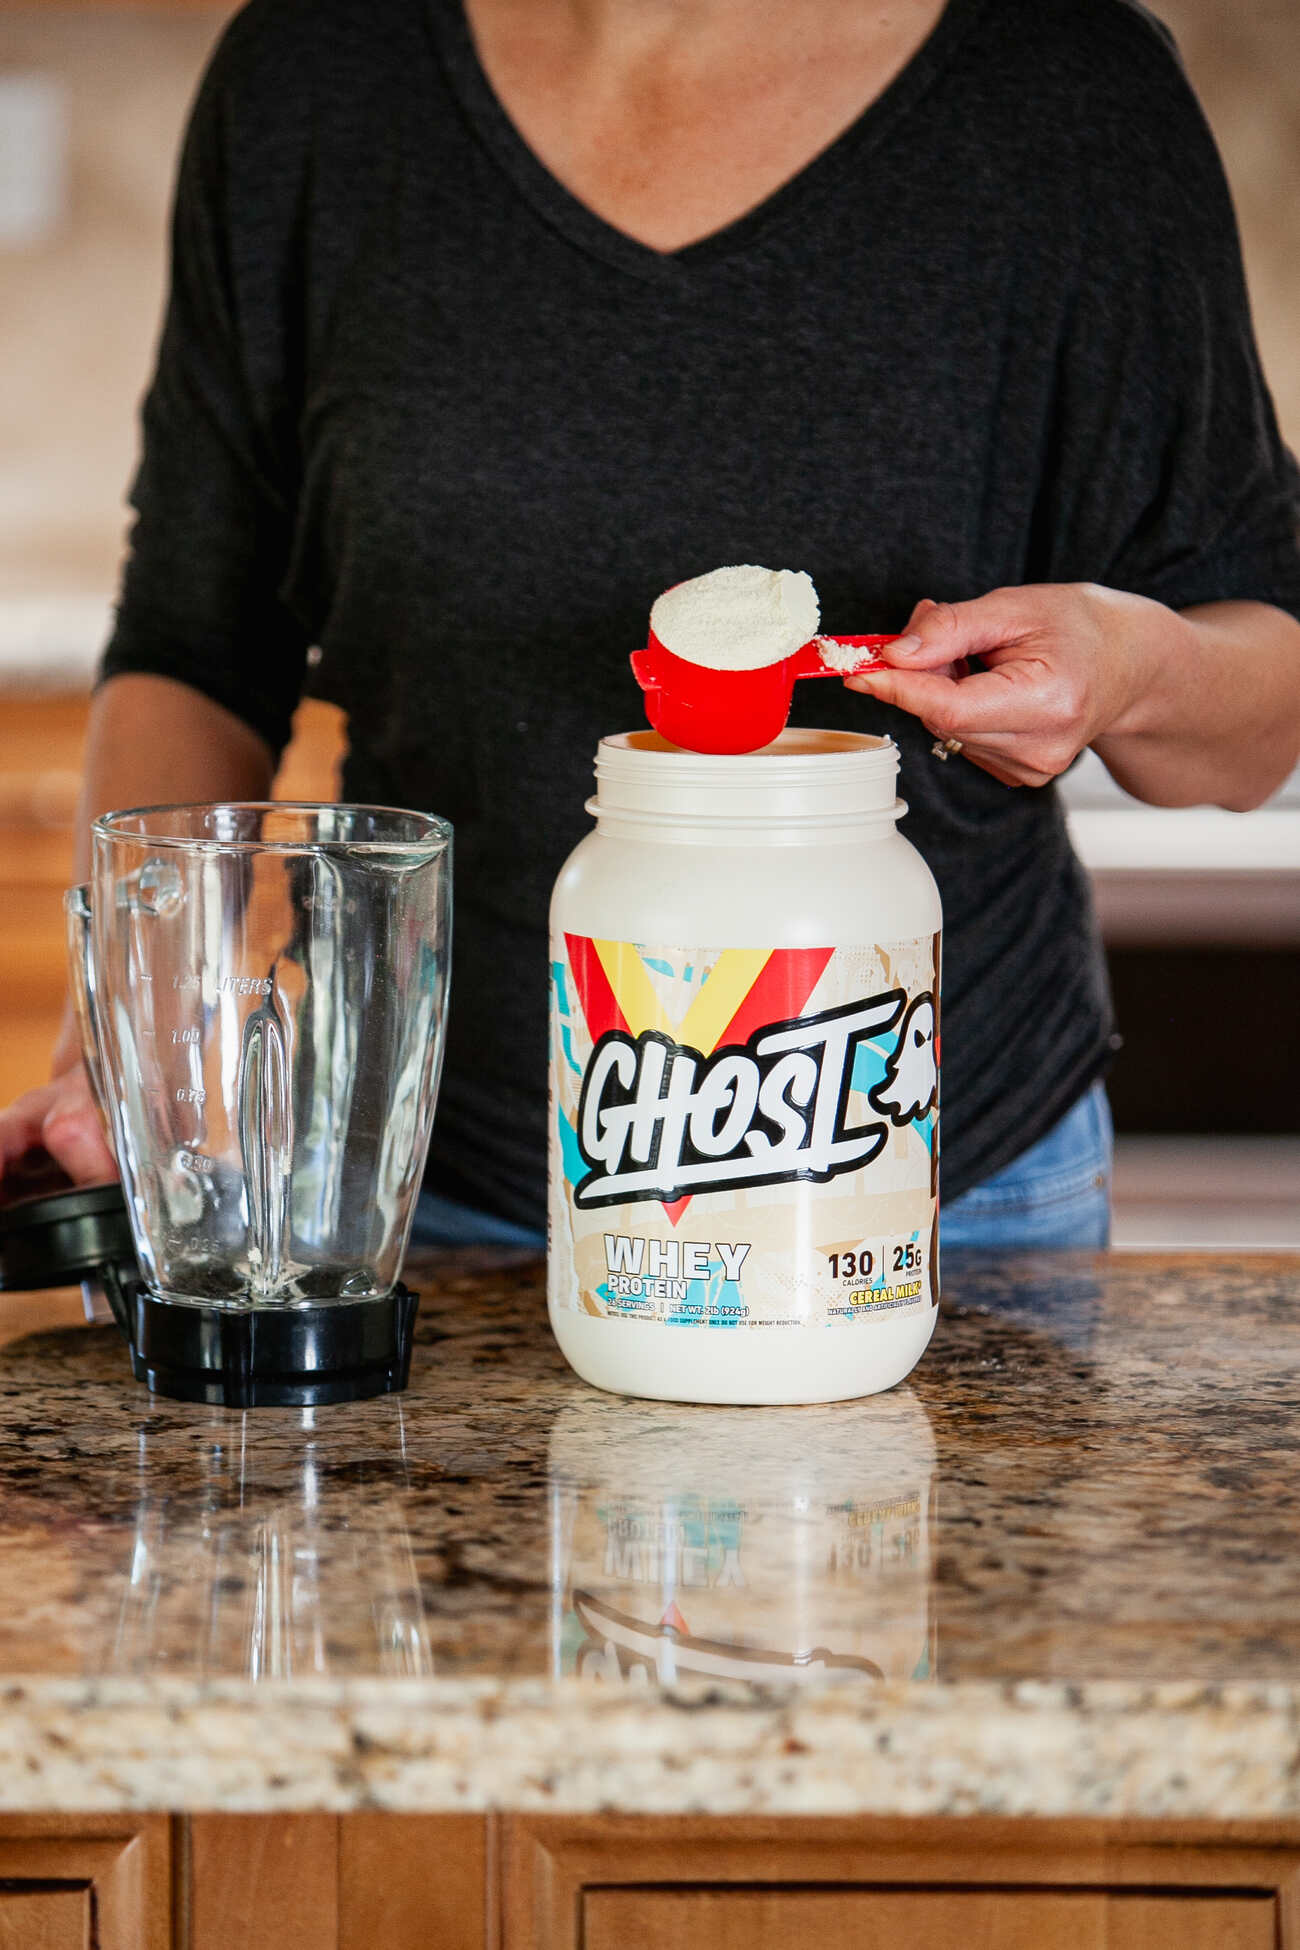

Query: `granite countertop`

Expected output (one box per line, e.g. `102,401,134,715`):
0,1248,1298,1817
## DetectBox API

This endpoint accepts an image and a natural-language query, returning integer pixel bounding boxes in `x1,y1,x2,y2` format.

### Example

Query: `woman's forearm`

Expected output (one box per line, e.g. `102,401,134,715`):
52,673,277,1074
72,672,277,885
0,674,276,1180
847,586,1300,808
1091,598,1300,811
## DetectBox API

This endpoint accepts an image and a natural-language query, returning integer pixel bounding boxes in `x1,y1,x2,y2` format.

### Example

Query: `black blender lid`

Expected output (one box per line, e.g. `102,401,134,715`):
0,1181,136,1292
0,1180,419,1409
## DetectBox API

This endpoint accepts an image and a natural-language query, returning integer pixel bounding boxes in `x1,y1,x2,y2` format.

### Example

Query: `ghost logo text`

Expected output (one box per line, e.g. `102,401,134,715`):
574,991,909,1208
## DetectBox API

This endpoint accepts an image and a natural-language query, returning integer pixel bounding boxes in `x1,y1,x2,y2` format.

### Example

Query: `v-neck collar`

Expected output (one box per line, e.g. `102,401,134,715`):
426,0,992,285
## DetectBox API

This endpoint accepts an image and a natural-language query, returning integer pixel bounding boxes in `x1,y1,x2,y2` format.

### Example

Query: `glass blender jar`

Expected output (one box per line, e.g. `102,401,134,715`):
1,802,451,1407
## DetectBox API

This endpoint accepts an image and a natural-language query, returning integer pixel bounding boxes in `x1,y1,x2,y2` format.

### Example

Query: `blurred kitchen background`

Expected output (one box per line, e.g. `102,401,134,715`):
0,0,1296,1246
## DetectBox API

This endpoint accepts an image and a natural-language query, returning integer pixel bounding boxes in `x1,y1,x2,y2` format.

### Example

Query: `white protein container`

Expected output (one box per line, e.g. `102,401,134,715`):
547,729,942,1405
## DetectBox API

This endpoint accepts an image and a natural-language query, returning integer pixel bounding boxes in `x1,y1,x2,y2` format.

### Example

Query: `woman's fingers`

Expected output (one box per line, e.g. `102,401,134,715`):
849,658,1076,738
937,739,1057,789
0,1083,57,1183
843,663,1075,785
846,586,1105,784
0,1068,117,1193
43,1074,119,1185
891,589,1044,669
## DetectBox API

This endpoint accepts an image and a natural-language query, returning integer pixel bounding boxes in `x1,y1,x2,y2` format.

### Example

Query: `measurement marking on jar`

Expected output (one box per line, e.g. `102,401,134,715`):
221,975,273,996
174,1087,206,1104
171,1028,200,1045
178,1150,215,1173
172,974,201,991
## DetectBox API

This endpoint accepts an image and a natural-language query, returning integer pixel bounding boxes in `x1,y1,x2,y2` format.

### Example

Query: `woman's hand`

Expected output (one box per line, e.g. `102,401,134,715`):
844,584,1149,790
845,584,1300,808
0,1062,117,1194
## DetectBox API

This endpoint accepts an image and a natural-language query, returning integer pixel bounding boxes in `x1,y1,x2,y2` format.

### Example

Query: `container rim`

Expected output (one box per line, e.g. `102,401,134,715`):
596,729,899,769
91,801,452,855
586,797,907,833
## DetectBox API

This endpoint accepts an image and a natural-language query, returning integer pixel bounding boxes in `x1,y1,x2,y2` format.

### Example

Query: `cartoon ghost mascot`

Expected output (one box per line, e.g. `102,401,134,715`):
869,994,937,1125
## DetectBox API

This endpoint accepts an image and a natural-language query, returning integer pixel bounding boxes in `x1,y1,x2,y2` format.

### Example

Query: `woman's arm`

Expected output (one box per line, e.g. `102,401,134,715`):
69,672,276,886
847,585,1300,810
0,673,276,1188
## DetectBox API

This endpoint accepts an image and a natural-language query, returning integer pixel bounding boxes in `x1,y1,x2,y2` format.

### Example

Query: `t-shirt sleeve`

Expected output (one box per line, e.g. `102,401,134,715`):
1035,22,1300,624
98,12,310,757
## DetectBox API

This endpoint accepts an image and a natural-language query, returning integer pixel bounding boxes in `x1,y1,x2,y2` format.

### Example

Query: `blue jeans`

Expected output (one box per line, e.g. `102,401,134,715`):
941,1080,1113,1250
411,1081,1113,1253
409,1190,547,1250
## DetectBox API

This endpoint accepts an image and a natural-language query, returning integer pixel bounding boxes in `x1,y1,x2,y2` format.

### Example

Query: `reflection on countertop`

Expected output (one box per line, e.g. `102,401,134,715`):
109,1404,432,1682
0,1248,1298,1815
548,1394,935,1690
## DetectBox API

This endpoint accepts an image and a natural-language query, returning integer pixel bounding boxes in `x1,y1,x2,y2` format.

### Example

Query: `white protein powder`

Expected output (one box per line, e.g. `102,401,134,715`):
815,634,876,674
650,564,820,672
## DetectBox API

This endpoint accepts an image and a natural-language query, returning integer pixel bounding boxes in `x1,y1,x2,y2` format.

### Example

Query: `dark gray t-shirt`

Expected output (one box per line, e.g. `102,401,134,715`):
102,0,1300,1227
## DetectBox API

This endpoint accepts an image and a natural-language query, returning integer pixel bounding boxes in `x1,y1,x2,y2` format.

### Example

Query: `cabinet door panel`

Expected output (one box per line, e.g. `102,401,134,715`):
0,1889,92,1950
188,1814,337,1950
584,1888,1110,1950
340,1813,488,1949
1109,1894,1276,1949
0,1818,171,1950
583,1887,1279,1950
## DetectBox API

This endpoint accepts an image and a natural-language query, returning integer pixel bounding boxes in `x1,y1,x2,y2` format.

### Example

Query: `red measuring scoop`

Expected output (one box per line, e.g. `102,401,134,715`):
630,632,899,754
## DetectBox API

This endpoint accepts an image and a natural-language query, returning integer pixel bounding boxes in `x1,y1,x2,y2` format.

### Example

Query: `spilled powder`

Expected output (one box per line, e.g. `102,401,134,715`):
814,634,879,674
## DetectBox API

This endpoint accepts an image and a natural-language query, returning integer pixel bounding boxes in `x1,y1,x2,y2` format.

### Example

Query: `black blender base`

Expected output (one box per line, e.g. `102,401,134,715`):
111,1279,419,1408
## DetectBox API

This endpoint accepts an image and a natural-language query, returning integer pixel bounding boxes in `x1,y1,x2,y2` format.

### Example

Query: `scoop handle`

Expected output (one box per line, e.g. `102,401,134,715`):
790,635,899,678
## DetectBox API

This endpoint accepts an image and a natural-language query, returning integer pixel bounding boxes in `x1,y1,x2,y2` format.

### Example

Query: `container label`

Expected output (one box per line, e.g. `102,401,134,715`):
548,934,940,1328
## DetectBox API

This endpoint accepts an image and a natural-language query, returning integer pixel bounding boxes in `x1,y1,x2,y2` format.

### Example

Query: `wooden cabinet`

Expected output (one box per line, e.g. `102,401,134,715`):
579,1887,1276,1950
0,693,343,1105
0,695,86,1109
0,1890,91,1950
183,1813,487,1950
338,1815,489,1950
0,1814,171,1950
178,1814,489,1950
500,1816,1300,1950
1,1811,1298,1947
581,1887,1276,1950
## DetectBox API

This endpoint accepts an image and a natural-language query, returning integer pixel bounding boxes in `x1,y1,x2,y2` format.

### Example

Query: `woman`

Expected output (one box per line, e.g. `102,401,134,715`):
3,0,1299,1247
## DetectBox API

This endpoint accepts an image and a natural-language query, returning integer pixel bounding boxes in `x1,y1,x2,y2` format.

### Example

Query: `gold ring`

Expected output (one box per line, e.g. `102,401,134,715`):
931,736,964,760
